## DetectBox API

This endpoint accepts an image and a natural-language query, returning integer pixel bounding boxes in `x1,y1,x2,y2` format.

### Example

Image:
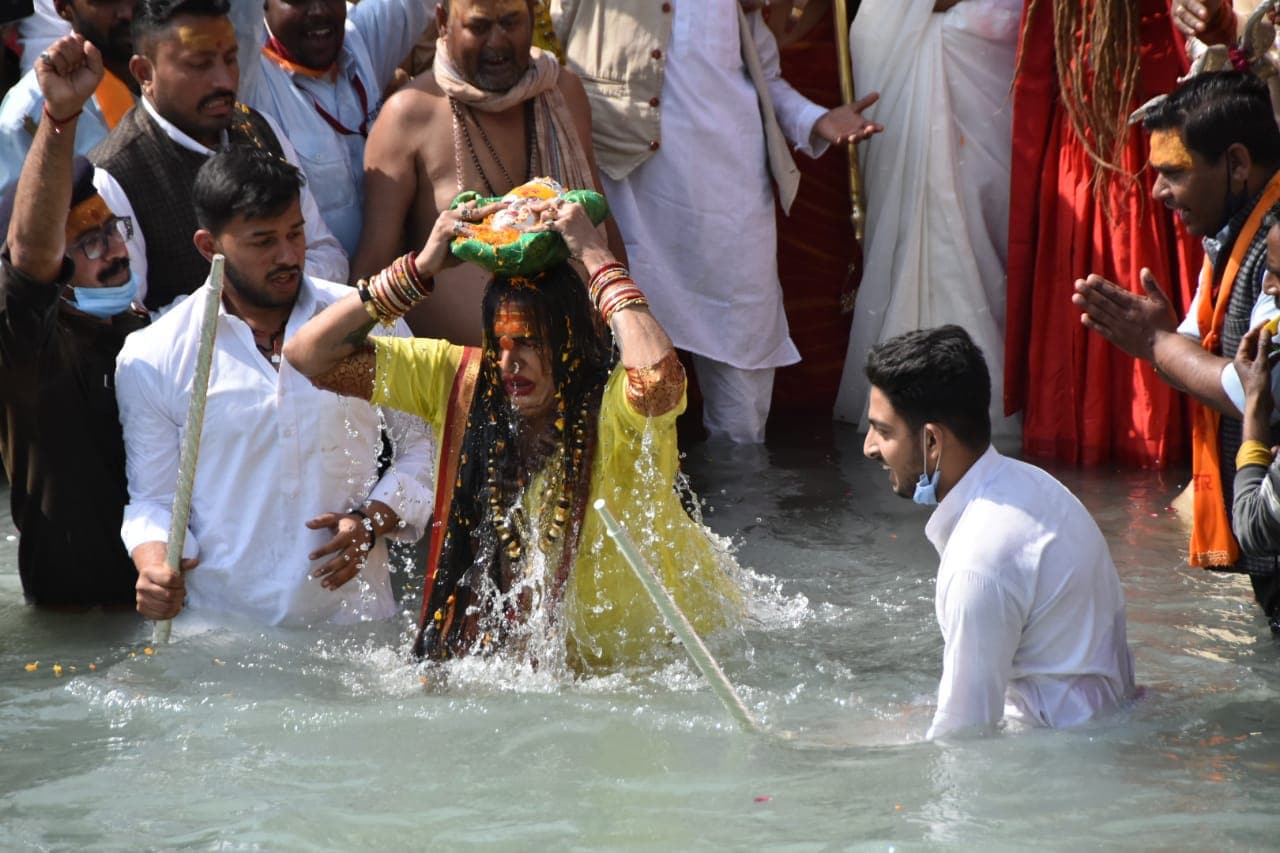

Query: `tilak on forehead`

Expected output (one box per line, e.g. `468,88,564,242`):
493,300,536,351
1149,128,1193,171
65,195,113,243
175,18,236,53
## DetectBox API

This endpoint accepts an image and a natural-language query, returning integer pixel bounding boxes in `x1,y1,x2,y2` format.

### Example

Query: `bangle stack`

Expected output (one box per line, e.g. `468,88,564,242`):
588,262,649,325
360,252,434,324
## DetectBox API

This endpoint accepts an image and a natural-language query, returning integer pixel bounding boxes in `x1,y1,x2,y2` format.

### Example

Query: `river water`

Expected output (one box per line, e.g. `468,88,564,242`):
2,424,1279,849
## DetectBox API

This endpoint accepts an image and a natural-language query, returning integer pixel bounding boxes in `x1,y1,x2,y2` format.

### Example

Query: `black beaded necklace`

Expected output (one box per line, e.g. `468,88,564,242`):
252,318,287,367
450,98,538,196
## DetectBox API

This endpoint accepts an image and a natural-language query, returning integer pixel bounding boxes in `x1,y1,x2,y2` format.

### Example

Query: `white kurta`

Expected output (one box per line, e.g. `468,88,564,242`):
924,447,1135,740
601,1,824,370
833,0,1020,434
116,276,435,627
240,0,434,256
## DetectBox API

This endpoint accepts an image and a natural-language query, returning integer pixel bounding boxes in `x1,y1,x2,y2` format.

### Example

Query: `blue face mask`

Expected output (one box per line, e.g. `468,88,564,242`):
66,272,139,319
912,430,942,506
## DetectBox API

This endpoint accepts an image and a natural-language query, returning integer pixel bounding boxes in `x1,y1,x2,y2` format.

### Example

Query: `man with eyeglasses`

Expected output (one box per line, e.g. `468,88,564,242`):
0,33,148,607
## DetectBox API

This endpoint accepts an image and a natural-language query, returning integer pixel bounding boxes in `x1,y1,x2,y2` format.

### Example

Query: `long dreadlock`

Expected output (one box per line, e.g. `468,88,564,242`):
1019,0,1142,182
415,262,614,659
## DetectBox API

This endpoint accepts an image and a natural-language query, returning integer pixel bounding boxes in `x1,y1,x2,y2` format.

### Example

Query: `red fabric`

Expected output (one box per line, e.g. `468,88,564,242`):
1004,0,1199,468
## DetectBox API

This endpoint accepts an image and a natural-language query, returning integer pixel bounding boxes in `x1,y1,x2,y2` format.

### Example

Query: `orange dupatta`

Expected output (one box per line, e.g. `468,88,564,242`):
1189,171,1280,567
94,70,135,129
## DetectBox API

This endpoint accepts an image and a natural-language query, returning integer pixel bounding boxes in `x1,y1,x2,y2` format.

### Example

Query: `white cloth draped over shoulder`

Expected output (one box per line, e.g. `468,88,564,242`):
833,0,1020,433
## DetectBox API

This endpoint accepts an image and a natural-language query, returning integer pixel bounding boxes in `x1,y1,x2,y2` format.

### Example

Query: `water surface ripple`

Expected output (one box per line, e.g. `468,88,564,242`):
2,425,1279,849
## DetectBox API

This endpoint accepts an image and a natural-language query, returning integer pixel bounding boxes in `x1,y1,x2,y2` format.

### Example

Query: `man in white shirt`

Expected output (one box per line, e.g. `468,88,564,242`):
240,0,434,256
118,146,433,627
89,0,347,314
862,325,1135,739
0,0,136,197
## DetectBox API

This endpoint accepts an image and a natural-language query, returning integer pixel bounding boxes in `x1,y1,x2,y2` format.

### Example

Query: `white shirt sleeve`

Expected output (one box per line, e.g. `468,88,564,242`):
927,569,1024,740
1183,266,1280,415
746,10,829,160
1176,283,1203,340
115,340,199,560
261,112,350,283
350,0,436,89
230,0,268,103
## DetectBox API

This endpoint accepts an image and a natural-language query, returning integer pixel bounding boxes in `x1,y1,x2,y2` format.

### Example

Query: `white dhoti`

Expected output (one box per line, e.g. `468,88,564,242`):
833,0,1021,436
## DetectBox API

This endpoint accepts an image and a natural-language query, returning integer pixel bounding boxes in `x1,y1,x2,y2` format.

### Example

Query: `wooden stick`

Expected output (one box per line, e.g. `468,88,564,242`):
593,499,763,734
152,255,225,645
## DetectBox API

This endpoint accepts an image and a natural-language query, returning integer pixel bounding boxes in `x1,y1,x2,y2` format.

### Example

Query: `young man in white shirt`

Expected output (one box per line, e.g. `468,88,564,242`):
118,146,432,627
862,325,1135,739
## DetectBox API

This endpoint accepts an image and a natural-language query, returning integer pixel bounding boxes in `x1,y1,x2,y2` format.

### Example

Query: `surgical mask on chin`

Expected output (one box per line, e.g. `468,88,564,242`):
913,431,942,506
65,272,139,319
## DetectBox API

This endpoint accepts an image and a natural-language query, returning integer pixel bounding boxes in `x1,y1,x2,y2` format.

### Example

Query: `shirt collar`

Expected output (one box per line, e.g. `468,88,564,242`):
924,444,1000,556
1202,219,1233,269
141,95,226,156
202,271,317,327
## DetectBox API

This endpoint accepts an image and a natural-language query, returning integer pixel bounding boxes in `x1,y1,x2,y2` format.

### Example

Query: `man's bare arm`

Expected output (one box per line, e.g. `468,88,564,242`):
8,35,103,283
351,89,431,282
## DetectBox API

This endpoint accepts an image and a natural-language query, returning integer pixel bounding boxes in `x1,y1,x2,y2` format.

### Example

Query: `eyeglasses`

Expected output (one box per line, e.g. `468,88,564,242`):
70,216,133,261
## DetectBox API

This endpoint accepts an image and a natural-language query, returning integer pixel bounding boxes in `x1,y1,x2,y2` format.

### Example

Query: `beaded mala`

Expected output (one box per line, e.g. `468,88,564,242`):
448,98,538,196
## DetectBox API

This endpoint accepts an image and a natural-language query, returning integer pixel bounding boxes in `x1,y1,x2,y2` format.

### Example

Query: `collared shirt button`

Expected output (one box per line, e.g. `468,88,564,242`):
661,2,671,11
648,140,660,151
651,48,663,60
648,96,660,108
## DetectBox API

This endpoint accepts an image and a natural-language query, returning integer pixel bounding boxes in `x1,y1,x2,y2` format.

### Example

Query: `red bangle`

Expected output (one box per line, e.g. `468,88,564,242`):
42,102,82,135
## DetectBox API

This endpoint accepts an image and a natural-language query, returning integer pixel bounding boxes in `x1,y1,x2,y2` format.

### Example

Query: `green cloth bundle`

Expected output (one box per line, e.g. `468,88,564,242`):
449,179,609,276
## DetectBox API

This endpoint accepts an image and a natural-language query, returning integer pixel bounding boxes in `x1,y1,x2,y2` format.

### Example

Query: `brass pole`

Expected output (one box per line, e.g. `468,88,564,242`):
832,0,865,244
832,0,866,312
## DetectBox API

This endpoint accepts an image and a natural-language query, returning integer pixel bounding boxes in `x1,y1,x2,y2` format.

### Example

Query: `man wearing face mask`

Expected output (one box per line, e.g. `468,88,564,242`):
863,326,1134,740
1073,72,1280,629
0,34,148,607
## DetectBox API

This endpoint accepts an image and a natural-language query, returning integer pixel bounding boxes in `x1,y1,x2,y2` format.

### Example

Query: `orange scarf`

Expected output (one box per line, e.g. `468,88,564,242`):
94,70,134,129
1189,171,1280,567
261,40,338,80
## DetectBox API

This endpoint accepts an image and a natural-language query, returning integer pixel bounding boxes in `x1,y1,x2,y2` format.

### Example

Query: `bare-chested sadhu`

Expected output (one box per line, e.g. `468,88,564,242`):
351,0,624,345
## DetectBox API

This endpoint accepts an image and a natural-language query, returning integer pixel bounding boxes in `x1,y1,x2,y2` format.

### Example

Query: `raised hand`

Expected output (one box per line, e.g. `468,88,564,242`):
814,93,885,146
35,34,104,124
1171,0,1231,41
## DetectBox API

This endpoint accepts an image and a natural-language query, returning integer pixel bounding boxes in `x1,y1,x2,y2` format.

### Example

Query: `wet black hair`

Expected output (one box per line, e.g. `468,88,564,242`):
131,0,230,56
415,261,614,659
864,324,992,451
1143,71,1280,167
193,146,304,234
